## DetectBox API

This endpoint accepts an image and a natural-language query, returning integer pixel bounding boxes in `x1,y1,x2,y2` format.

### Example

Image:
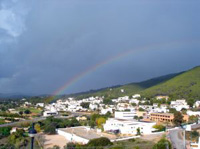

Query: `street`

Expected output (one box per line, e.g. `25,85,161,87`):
168,129,184,149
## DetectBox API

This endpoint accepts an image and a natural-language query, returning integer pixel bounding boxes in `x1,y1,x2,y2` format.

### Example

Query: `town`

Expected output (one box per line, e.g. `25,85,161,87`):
0,0,199,149
0,92,200,149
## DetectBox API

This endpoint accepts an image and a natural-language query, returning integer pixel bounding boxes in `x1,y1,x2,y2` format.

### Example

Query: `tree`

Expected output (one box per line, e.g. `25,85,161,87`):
134,116,138,120
153,138,172,149
189,115,198,124
81,102,90,109
44,123,56,134
131,103,137,106
153,124,166,132
173,111,183,126
138,108,145,111
105,111,111,117
136,128,141,136
64,142,77,149
87,137,113,147
0,127,11,138
24,109,31,114
8,129,28,148
169,108,177,114
103,99,113,105
191,130,199,139
34,123,41,132
96,117,106,129
19,111,23,115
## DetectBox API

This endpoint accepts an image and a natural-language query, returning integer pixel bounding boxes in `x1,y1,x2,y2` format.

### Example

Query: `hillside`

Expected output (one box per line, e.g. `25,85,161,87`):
74,73,180,99
142,66,200,99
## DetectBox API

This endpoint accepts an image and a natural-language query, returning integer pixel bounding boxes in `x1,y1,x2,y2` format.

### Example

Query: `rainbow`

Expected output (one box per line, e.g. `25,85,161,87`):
46,39,200,102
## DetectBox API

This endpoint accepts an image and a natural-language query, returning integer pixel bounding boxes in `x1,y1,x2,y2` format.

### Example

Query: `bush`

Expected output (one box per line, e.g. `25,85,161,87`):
0,127,11,138
87,137,113,147
64,142,76,149
153,138,172,149
153,124,166,132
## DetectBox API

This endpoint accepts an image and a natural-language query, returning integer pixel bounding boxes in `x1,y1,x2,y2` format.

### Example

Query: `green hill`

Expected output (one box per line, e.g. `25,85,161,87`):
74,72,180,99
142,66,200,99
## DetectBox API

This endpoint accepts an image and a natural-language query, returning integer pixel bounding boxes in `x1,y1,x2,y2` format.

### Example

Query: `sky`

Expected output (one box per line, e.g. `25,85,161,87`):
0,0,200,95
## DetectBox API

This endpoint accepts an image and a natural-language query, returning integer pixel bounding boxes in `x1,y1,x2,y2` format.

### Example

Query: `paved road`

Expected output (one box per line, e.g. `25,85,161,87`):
0,117,46,127
168,129,184,149
0,111,86,128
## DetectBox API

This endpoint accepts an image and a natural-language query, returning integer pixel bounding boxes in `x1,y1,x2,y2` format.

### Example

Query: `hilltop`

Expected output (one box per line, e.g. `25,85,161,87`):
142,66,200,99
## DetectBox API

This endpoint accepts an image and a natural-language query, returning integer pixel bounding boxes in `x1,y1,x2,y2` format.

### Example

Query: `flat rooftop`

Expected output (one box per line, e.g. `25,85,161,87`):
58,127,117,140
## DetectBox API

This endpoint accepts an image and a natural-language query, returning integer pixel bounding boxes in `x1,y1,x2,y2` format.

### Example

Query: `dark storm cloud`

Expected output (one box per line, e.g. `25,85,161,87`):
0,0,200,94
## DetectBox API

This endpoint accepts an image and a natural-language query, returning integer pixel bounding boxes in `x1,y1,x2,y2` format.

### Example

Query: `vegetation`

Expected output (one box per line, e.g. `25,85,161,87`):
189,115,198,124
89,113,110,128
143,66,200,101
109,138,155,149
153,124,166,132
81,102,90,109
153,137,172,149
0,127,11,139
24,109,31,114
70,72,179,102
87,137,113,147
42,116,81,134
136,128,141,136
173,111,183,126
96,117,106,130
8,129,29,148
185,130,200,142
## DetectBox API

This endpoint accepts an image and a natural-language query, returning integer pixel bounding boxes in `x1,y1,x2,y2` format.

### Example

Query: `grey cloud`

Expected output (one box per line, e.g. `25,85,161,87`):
0,0,200,94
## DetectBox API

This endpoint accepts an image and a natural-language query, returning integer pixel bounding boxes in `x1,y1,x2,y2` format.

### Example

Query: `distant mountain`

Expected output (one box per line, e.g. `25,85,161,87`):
142,66,200,99
0,93,30,99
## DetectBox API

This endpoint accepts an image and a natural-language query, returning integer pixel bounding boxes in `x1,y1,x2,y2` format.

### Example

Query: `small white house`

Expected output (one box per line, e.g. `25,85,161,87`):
114,111,137,120
36,103,44,107
89,104,98,110
193,101,200,108
43,111,58,117
132,94,141,99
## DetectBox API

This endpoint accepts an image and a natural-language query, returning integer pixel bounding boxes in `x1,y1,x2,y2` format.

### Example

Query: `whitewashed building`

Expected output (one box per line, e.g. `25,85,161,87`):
170,99,189,111
114,111,137,120
103,118,156,135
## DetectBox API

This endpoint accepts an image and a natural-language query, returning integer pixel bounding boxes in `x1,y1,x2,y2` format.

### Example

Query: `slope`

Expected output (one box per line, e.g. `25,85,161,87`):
142,66,200,99
74,72,180,99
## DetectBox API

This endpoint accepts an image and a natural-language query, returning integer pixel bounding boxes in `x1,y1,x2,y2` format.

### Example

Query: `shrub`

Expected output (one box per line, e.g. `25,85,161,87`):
153,124,166,132
87,137,113,147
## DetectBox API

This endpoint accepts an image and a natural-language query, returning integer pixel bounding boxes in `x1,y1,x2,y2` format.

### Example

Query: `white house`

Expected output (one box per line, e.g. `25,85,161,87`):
103,118,156,135
187,110,200,116
114,111,137,120
89,104,98,110
129,99,140,105
193,101,200,108
170,99,189,111
43,111,58,117
36,103,44,107
132,94,141,99
100,108,113,115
